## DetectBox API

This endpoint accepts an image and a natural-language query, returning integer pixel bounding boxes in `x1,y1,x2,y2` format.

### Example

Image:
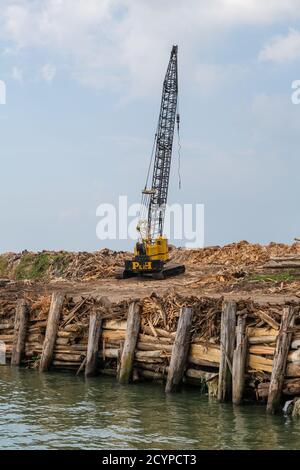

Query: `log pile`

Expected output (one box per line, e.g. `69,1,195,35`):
1,290,300,405
265,255,300,269
0,297,19,360
0,249,131,281
2,241,300,282
141,291,223,341
171,240,300,268
21,295,130,371
60,249,130,280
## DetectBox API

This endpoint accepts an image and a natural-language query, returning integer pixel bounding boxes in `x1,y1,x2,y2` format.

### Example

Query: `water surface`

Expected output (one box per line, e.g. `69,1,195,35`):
0,367,299,450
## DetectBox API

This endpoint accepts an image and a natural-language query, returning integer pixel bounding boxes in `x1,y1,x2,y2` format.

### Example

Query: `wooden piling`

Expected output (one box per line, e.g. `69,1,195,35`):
85,312,102,377
118,302,140,384
232,316,247,405
267,306,295,414
11,299,29,366
165,307,193,393
39,292,65,372
217,300,236,402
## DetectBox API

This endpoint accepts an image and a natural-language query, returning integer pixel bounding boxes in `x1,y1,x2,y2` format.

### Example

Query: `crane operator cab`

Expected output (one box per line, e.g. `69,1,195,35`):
120,235,184,280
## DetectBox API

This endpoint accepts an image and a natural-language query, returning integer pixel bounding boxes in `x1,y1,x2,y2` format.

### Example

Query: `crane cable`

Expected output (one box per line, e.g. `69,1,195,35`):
145,131,157,190
138,131,158,229
176,94,182,190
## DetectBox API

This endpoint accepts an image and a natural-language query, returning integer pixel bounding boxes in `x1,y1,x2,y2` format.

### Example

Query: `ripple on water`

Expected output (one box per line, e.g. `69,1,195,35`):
0,367,300,449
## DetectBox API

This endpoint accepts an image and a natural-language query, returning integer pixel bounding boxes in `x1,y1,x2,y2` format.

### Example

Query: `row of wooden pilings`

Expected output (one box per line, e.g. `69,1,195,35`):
215,300,295,413
10,293,295,414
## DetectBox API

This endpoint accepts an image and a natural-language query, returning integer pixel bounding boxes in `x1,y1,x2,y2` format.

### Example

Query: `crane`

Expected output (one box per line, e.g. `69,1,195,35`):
117,45,185,279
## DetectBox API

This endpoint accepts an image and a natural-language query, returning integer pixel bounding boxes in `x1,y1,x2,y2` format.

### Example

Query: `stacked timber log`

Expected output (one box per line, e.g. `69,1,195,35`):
21,295,130,371
2,290,300,412
0,296,18,361
264,255,300,269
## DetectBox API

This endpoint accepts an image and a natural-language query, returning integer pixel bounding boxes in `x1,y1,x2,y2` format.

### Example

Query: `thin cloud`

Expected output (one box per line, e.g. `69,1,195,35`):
1,1,300,95
41,63,56,82
259,28,300,62
11,65,23,82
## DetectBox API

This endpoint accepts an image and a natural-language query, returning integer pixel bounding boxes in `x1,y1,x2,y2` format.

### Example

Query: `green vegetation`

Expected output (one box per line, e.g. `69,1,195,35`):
249,272,300,282
14,252,71,280
0,256,9,277
15,253,52,280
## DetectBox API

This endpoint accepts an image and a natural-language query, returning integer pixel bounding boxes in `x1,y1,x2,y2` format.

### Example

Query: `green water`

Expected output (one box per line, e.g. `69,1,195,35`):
0,367,299,450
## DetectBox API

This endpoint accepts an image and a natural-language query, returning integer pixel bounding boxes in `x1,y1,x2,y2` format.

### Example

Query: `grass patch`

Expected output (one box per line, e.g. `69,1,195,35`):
249,272,300,282
14,252,71,280
0,256,9,277
15,253,52,280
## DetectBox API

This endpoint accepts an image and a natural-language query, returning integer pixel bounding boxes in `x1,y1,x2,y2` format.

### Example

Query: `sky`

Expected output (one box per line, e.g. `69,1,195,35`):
1,0,300,252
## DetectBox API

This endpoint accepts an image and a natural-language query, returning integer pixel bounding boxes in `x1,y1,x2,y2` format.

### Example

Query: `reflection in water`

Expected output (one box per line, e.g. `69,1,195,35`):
0,367,300,449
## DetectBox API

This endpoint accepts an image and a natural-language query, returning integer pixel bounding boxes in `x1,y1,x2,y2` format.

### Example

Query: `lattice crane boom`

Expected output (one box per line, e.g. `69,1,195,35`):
146,45,179,240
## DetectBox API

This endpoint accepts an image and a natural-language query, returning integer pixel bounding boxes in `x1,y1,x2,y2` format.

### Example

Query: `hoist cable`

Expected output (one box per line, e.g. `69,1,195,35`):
176,94,182,190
